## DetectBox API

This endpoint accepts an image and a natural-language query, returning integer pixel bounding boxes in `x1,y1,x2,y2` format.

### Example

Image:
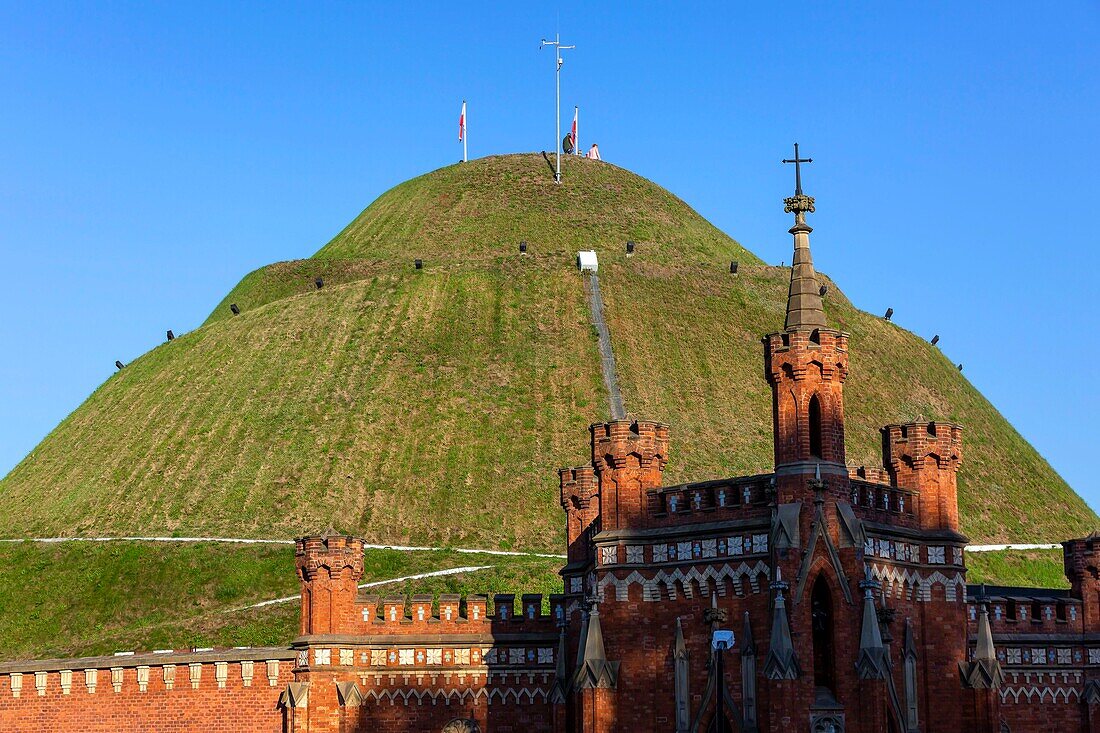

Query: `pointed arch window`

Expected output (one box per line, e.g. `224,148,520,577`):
811,575,835,693
809,394,824,459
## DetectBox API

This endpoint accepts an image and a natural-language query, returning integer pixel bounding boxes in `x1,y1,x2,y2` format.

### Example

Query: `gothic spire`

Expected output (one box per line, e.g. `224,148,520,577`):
573,602,619,689
958,593,1004,690
763,569,799,680
855,571,888,679
782,143,827,331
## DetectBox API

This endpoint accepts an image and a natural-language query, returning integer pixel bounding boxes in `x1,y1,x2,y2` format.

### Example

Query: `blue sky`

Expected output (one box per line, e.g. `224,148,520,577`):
1,2,1097,516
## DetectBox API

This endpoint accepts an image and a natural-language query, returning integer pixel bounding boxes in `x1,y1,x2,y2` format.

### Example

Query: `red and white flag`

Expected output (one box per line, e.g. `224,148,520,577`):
458,101,466,142
570,107,578,152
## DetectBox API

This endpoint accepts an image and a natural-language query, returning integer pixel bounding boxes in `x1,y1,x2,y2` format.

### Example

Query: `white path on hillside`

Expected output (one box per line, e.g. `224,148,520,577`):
235,565,495,611
0,536,566,559
0,535,1061,555
966,543,1062,552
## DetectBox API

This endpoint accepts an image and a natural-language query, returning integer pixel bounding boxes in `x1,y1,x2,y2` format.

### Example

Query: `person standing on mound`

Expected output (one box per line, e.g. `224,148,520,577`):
586,143,601,160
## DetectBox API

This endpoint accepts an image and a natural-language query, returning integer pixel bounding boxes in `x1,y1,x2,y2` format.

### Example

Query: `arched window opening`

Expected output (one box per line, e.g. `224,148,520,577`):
904,653,919,729
1006,599,1018,621
809,394,824,459
811,575,835,695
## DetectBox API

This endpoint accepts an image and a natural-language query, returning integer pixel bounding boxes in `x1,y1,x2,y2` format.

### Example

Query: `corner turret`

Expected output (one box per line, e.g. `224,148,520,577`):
295,531,365,637
881,421,963,531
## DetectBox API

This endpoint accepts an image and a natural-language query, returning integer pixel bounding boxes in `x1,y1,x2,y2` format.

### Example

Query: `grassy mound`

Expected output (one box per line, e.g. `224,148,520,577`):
0,154,1092,551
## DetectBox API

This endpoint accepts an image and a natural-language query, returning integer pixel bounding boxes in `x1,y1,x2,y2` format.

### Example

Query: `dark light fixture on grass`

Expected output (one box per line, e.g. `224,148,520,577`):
115,360,125,370
519,241,528,254
730,261,738,274
819,284,828,297
415,259,423,269
884,308,893,321
930,335,940,346
166,330,174,341
230,303,240,315
315,277,324,290
626,241,635,254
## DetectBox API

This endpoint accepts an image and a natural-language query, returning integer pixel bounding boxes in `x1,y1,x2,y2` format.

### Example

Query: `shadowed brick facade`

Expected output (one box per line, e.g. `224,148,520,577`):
1,172,1097,732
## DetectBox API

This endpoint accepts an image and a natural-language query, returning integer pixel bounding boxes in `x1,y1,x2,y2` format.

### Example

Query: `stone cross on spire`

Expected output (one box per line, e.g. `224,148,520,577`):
783,143,813,197
781,143,827,330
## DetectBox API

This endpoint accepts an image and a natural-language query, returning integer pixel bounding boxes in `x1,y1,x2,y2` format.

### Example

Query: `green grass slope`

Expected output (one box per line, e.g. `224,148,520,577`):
0,541,561,661
0,154,1092,549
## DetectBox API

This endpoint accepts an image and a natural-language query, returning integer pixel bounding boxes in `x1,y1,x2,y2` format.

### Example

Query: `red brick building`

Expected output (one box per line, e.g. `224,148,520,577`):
2,167,1098,732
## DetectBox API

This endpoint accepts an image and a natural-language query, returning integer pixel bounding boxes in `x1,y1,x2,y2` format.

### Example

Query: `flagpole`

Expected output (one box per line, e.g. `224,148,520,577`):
540,35,574,183
574,106,579,155
463,101,468,163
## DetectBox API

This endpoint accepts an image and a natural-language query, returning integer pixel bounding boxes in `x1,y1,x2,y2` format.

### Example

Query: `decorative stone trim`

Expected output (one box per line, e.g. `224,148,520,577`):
85,668,97,694
111,667,123,693
189,662,202,690
10,672,22,698
137,666,149,692
241,660,254,687
35,671,46,697
597,561,771,602
869,563,966,602
266,659,280,686
215,661,228,688
163,664,175,690
362,685,549,706
60,669,72,695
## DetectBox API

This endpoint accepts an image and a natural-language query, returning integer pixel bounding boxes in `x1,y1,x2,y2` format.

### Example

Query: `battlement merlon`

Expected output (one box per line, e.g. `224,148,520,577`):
881,421,963,531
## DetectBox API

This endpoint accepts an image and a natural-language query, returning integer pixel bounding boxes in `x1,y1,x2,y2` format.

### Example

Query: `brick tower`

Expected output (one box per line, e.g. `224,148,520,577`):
295,531,366,636
763,146,849,503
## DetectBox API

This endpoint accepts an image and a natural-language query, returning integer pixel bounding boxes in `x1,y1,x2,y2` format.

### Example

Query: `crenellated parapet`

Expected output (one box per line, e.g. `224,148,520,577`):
591,420,669,473
354,592,567,631
763,328,850,386
881,421,963,531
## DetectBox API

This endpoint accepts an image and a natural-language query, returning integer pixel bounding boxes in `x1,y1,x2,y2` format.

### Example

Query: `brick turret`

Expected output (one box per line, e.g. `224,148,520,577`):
591,419,669,531
1063,534,1100,631
560,465,599,564
295,532,365,636
881,421,963,531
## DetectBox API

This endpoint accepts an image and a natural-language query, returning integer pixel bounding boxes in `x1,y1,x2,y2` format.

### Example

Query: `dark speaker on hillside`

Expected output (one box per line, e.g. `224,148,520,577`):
315,277,324,289
626,241,635,254
958,363,964,371
931,335,940,346
115,360,124,370
519,241,527,254
415,259,423,269
166,330,174,341
884,307,893,321
730,261,738,274
819,284,828,297
230,303,240,315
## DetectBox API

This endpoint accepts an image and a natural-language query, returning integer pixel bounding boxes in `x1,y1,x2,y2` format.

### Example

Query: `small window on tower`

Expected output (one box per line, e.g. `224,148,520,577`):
809,394,823,459
1006,599,1018,621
